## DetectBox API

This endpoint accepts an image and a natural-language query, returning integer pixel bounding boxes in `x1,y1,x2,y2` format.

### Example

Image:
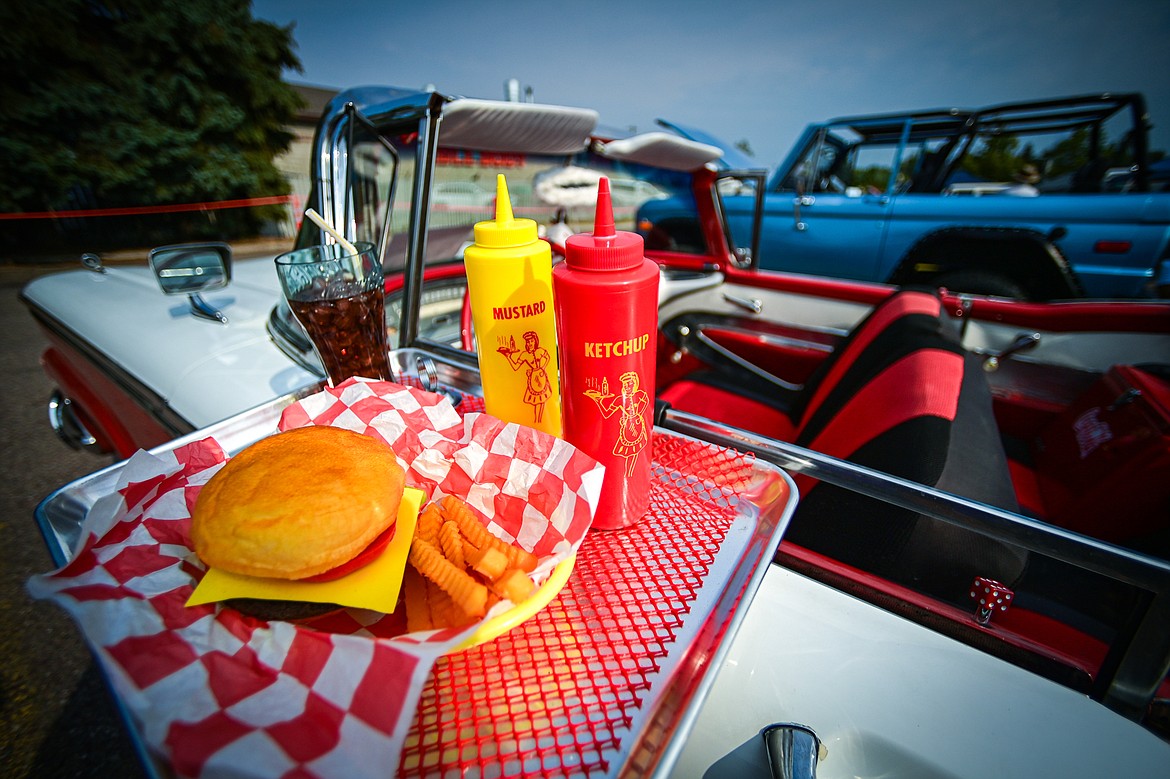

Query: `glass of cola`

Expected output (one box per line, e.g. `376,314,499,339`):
275,241,393,386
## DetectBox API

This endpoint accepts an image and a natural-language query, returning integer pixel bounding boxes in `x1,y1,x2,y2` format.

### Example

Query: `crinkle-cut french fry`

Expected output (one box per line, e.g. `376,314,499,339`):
415,502,443,546
405,495,551,634
492,568,536,604
427,579,477,629
438,520,465,570
438,494,494,548
469,546,509,581
440,495,538,573
409,538,488,617
402,567,434,632
460,537,481,561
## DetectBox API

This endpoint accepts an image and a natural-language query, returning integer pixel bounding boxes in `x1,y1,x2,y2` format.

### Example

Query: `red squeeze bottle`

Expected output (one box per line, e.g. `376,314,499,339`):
554,177,660,530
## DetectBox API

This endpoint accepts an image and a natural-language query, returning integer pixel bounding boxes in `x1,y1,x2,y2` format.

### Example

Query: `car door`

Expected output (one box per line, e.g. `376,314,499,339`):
736,126,899,281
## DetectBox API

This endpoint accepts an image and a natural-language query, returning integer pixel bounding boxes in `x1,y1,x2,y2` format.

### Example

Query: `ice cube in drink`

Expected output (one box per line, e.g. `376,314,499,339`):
289,286,391,385
275,241,392,386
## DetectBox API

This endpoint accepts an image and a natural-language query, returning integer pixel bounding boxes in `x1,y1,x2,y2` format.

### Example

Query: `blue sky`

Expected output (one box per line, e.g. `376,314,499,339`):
252,0,1170,168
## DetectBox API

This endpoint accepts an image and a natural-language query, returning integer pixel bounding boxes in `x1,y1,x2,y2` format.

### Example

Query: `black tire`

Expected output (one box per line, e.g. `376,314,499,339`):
931,269,1029,299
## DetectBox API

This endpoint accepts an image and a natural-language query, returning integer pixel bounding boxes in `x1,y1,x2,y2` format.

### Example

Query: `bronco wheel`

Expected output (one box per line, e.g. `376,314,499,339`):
931,269,1029,299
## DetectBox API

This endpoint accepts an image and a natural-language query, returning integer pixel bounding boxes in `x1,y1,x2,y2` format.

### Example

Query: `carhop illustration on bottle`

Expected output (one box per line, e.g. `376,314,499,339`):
583,370,651,478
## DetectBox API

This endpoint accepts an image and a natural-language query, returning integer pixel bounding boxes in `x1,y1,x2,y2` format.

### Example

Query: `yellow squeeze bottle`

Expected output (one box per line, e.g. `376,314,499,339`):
464,174,562,436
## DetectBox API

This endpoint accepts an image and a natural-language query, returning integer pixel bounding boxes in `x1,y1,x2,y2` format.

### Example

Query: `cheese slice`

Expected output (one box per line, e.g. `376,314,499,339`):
186,487,423,614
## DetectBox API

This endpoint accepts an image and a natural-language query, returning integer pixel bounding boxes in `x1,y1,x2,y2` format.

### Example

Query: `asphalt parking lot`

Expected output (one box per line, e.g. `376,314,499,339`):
0,261,146,777
1,240,290,777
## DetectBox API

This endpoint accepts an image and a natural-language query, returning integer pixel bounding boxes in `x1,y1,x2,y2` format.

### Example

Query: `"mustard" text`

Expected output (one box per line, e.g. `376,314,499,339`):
493,301,547,320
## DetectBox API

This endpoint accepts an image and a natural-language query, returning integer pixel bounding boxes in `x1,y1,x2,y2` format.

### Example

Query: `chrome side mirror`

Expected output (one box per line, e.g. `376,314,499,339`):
148,243,232,323
762,723,822,778
80,252,107,274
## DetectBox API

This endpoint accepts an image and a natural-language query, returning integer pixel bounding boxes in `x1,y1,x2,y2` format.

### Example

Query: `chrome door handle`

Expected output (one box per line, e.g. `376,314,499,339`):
723,292,763,314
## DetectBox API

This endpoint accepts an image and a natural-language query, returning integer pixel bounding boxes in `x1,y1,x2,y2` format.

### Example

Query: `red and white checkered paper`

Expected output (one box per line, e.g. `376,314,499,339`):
28,379,604,778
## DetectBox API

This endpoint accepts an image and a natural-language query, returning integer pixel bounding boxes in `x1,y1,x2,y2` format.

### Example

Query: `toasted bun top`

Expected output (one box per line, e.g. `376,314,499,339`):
191,425,405,580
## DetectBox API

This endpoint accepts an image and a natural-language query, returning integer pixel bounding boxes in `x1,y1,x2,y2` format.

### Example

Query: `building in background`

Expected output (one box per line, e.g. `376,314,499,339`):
272,83,338,232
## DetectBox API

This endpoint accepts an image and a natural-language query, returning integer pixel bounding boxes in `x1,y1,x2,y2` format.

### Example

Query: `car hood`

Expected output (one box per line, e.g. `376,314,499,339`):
656,119,758,170
22,255,318,429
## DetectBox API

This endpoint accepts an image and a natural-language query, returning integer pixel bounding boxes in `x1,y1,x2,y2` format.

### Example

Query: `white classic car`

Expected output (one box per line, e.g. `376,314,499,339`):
23,85,1170,778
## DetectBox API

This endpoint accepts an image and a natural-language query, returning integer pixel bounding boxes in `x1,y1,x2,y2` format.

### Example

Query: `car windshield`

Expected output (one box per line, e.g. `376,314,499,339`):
277,98,703,367
376,133,698,266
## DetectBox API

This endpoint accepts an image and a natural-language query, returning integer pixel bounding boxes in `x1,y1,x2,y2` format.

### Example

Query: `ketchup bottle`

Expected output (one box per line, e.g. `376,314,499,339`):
464,174,562,436
554,177,659,530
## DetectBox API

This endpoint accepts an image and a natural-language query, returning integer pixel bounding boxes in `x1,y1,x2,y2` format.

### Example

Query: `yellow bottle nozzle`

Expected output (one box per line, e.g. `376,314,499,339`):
473,174,538,249
495,173,513,225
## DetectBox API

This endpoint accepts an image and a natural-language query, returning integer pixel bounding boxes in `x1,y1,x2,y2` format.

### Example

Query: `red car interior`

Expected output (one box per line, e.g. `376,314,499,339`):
661,289,1025,600
656,287,1169,692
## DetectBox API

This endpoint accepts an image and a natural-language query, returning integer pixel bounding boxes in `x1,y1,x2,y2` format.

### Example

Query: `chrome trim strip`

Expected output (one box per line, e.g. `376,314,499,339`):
698,323,837,355
690,328,809,391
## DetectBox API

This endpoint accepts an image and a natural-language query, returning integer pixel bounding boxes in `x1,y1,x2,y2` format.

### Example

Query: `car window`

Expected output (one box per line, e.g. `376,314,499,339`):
779,128,903,196
427,146,697,254
384,143,663,269
556,155,700,254
779,131,844,193
955,106,1140,194
374,133,568,272
716,172,764,267
898,136,954,193
431,149,571,230
330,118,398,260
349,119,705,269
845,142,901,194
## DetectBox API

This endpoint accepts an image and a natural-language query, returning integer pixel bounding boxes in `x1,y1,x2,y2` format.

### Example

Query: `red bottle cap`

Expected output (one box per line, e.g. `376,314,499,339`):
564,177,645,271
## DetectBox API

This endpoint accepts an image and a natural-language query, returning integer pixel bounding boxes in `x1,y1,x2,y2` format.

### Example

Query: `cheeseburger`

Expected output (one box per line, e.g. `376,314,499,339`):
191,425,406,581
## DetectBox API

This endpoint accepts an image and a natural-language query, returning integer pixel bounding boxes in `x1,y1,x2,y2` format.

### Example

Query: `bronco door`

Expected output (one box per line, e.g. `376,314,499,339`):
730,124,899,280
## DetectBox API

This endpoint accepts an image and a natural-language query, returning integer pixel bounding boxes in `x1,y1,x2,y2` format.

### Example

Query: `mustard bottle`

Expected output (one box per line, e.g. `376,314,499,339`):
464,174,562,436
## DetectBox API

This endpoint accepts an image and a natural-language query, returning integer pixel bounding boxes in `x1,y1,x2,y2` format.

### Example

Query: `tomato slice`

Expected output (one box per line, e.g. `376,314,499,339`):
301,523,397,583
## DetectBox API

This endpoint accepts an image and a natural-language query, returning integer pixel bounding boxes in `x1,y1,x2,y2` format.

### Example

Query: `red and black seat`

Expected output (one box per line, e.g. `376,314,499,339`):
661,289,1152,678
783,290,1025,603
660,288,1026,604
657,289,951,441
778,290,1145,651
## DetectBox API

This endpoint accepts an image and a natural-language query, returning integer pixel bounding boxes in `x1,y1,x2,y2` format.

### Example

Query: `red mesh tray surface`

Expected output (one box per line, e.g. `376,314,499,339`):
399,431,795,778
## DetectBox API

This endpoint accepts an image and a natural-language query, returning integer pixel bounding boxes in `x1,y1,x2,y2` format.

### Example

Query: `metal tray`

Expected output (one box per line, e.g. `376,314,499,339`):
34,349,797,778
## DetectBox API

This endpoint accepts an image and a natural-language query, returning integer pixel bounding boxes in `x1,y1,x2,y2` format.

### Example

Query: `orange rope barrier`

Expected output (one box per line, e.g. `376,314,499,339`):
0,195,294,221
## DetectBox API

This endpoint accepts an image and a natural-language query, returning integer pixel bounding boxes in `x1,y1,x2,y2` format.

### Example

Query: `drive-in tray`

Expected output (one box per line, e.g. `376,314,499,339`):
34,355,797,778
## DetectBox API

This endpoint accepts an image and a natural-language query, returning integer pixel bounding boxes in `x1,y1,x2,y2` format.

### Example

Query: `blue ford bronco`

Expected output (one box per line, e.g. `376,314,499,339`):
640,93,1170,300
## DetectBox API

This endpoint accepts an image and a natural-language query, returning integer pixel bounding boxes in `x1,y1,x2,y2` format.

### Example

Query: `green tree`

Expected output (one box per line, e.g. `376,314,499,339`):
1044,128,1094,177
962,134,1023,182
0,0,302,246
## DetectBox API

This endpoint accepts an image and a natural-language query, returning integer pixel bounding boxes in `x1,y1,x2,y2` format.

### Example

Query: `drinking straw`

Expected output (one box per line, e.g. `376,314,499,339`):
304,208,361,257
